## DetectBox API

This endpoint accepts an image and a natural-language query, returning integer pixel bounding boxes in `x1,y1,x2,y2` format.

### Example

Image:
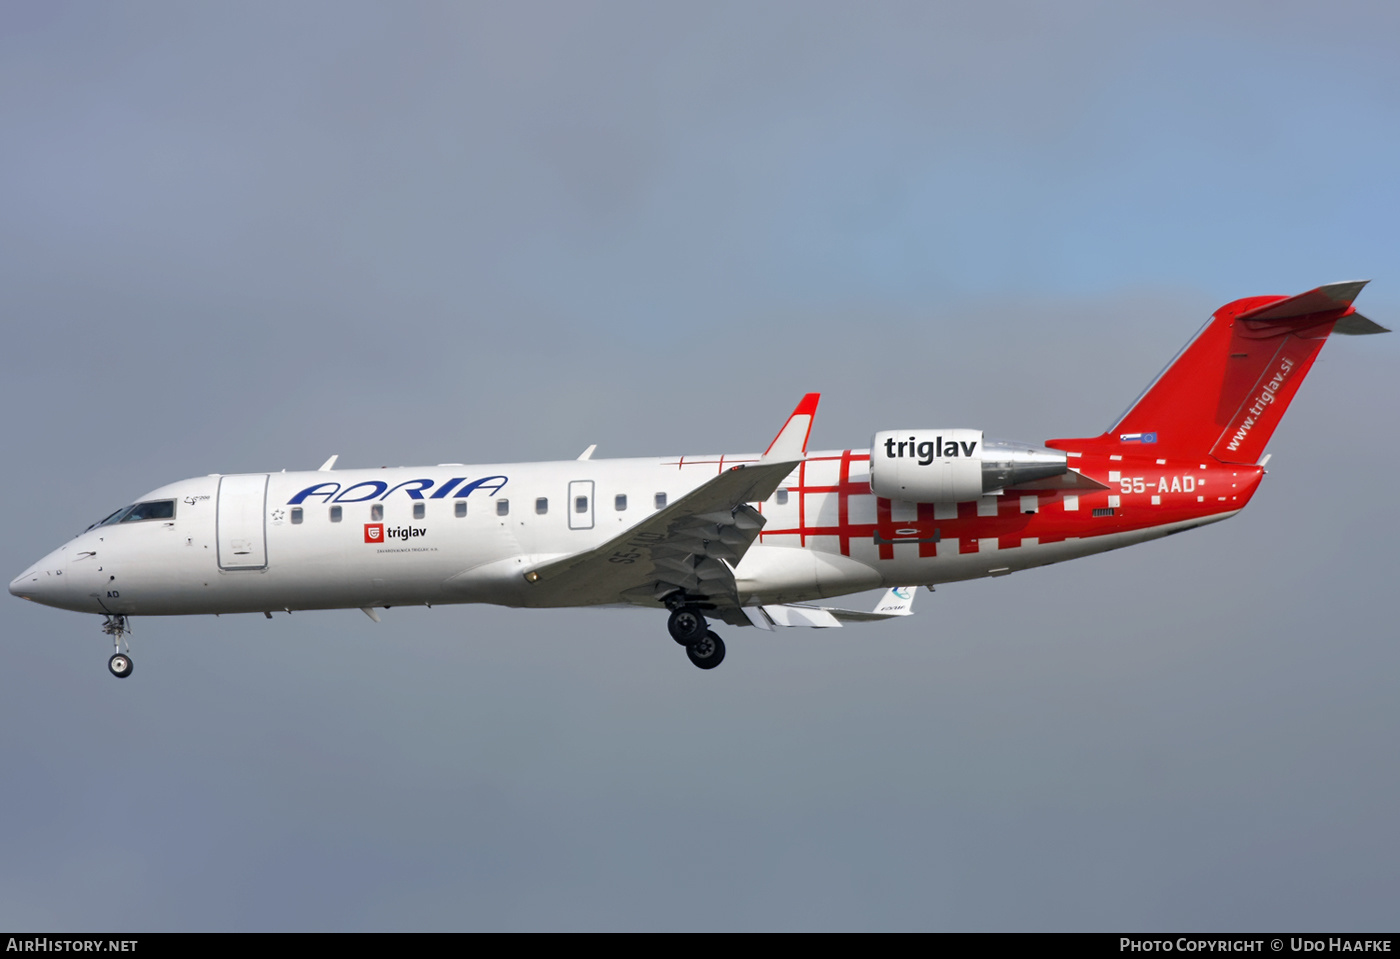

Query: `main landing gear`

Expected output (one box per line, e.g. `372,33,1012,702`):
666,605,726,670
687,631,725,670
102,615,133,678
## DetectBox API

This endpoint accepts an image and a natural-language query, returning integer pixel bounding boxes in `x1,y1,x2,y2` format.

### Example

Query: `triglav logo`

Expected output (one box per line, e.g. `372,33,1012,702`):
364,523,426,544
882,435,978,465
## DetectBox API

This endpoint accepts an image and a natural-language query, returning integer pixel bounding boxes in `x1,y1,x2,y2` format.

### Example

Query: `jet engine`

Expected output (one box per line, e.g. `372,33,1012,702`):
869,429,1067,502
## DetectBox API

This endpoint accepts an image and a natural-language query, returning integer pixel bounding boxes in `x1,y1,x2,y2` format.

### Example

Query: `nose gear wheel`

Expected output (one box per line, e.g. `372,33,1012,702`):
101,615,133,678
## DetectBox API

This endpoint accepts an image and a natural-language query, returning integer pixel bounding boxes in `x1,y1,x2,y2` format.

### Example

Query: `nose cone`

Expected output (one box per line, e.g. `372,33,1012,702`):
10,547,73,607
11,566,45,599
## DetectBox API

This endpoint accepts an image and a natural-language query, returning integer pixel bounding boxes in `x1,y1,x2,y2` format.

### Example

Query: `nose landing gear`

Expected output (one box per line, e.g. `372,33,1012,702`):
101,615,133,678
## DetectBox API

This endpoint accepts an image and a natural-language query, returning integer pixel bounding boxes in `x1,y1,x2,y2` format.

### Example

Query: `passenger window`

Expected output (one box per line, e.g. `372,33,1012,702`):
330,506,342,523
290,507,303,525
371,504,384,521
455,501,467,518
575,496,588,513
536,497,548,515
615,494,627,511
655,492,667,509
413,502,425,520
775,489,788,505
497,499,509,516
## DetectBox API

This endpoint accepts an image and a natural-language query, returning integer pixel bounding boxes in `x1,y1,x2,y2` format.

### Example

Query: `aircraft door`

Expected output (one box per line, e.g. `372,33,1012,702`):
568,480,595,530
217,474,269,570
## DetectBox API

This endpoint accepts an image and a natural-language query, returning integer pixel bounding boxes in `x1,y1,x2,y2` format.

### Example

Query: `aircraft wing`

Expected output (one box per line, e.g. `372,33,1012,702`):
522,458,796,609
522,394,820,612
744,585,919,629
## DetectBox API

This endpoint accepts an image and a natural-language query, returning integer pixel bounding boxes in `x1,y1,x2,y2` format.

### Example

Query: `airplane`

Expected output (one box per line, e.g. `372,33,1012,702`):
9,281,1388,677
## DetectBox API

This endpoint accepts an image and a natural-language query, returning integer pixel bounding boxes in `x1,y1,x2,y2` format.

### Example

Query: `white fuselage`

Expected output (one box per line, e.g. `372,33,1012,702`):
10,448,1236,620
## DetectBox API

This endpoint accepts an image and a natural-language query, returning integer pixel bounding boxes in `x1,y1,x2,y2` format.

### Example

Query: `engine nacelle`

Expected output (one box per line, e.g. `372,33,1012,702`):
869,429,1068,503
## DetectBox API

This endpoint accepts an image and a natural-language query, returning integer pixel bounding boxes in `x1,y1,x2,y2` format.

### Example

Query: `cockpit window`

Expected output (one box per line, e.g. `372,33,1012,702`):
90,499,176,530
120,500,176,522
92,506,133,529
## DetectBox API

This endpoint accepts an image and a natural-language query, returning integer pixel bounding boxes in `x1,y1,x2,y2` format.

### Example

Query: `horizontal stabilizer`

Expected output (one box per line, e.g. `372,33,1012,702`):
1333,311,1391,335
1237,280,1369,322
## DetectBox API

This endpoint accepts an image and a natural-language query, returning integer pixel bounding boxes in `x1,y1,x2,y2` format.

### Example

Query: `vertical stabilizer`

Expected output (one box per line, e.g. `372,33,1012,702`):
1048,282,1381,463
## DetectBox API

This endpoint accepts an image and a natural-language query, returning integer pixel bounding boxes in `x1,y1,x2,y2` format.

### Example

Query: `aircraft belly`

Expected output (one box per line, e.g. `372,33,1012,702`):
867,511,1236,587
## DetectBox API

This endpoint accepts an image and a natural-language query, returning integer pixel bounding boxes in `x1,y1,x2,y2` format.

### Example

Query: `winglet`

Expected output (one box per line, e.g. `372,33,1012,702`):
871,585,917,616
763,393,820,461
318,455,339,471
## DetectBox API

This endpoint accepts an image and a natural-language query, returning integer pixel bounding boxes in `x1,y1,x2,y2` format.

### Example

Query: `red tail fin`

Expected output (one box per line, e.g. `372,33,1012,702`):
1048,282,1386,463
